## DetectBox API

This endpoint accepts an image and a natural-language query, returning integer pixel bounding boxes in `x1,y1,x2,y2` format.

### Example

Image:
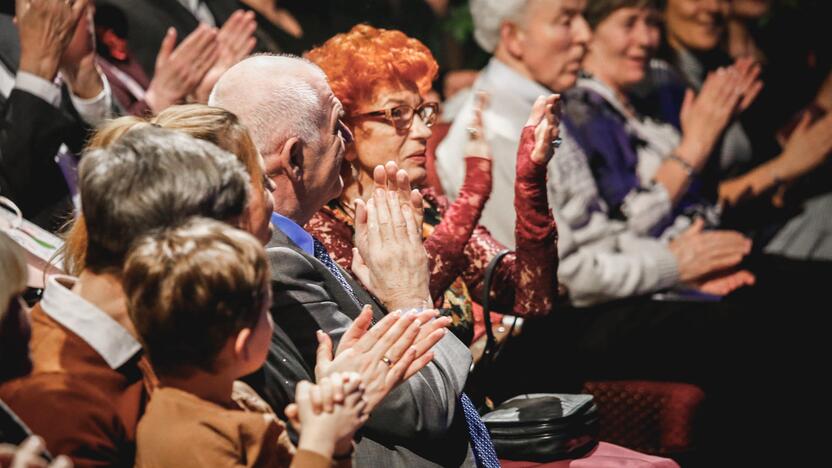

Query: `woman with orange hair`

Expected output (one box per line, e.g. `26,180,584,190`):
306,25,561,345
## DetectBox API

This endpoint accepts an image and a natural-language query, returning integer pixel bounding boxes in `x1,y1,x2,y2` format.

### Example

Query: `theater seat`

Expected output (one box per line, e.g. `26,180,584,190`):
582,381,704,457
425,120,705,460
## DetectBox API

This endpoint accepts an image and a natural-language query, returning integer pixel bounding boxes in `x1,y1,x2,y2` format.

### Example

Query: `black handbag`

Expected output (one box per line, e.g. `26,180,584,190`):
473,250,600,462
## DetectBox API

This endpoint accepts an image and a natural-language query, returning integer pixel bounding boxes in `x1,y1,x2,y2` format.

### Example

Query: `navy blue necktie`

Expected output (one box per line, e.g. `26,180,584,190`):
460,393,501,467
313,238,361,306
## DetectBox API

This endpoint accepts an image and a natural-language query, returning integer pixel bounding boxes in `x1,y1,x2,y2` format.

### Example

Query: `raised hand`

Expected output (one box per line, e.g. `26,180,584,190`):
464,91,491,160
55,3,104,100
678,67,746,170
732,57,763,113
145,25,219,112
352,162,431,311
668,218,752,284
16,0,88,81
192,10,257,103
524,94,561,165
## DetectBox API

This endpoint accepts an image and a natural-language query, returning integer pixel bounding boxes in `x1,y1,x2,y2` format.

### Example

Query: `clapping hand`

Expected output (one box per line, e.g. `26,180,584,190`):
145,25,219,112
525,94,561,165
192,10,257,103
313,306,450,414
285,373,366,460
352,162,431,311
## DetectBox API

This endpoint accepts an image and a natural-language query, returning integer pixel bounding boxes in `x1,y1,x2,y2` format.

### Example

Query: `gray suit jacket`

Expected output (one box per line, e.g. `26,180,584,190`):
252,227,475,467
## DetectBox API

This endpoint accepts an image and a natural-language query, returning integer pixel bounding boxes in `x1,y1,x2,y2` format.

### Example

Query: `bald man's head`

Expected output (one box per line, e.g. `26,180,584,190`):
209,54,330,157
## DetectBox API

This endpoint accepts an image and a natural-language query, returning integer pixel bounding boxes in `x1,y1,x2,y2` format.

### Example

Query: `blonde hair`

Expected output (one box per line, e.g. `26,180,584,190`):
62,105,264,275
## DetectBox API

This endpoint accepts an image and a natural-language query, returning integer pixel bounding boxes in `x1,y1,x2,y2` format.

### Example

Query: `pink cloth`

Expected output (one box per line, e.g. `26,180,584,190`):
500,442,680,468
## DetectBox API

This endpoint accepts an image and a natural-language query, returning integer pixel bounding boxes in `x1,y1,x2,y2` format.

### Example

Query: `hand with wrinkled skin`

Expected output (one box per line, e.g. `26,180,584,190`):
314,306,449,414
15,0,87,81
669,218,752,284
353,162,431,311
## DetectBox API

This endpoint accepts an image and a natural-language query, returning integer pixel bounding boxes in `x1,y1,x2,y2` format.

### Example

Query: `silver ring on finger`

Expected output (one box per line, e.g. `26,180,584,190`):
380,356,394,367
551,137,562,148
466,127,479,137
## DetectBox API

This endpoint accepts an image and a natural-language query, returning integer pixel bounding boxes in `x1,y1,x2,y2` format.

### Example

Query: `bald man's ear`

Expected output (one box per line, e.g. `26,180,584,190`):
275,136,304,182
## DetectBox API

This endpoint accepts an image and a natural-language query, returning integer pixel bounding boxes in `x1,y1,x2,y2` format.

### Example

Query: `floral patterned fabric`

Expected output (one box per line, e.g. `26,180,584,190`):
305,127,559,345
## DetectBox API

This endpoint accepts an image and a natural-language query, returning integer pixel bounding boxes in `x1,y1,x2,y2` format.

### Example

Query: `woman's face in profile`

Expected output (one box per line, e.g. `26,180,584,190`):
665,0,730,52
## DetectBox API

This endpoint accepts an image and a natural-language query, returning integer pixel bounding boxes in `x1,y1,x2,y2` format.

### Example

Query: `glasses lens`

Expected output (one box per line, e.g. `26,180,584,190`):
389,105,413,130
418,103,439,128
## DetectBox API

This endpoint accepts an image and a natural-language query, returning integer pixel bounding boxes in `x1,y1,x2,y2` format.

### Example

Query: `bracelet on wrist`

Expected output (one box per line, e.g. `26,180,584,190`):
667,153,695,176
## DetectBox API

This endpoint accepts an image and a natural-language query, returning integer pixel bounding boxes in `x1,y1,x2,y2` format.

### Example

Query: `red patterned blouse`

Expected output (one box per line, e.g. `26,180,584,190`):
306,126,559,344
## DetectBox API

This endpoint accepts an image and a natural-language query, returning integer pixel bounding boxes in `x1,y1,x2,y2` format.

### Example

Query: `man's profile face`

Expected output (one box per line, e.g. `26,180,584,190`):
304,78,353,210
511,0,591,92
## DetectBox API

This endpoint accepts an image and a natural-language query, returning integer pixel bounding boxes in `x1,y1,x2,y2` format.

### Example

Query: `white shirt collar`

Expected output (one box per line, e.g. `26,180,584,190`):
482,57,552,107
0,60,15,98
40,275,141,369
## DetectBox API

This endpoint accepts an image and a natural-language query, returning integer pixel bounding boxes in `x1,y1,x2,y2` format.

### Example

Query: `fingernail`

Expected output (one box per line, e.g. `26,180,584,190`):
391,310,401,318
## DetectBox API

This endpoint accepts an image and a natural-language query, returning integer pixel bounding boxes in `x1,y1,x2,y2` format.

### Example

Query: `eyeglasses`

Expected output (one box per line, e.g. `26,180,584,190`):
352,102,439,131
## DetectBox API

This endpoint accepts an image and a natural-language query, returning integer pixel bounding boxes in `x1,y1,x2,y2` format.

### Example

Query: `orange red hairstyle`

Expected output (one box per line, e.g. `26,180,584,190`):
307,24,439,117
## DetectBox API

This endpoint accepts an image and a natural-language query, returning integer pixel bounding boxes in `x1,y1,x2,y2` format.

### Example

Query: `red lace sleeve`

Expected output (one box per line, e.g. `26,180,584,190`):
423,157,492,303
305,208,355,271
461,126,558,317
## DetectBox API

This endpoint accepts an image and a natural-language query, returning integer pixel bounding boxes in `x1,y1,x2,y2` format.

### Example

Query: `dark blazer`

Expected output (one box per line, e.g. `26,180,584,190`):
0,15,87,230
249,227,476,467
94,0,297,78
